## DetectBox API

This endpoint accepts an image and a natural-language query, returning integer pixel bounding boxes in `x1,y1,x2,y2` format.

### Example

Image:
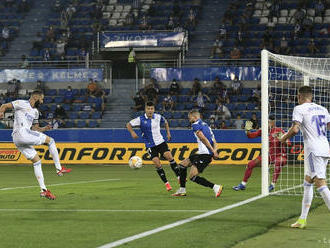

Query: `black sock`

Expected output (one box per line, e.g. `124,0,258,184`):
169,159,180,177
190,176,214,189
156,167,168,183
179,165,187,188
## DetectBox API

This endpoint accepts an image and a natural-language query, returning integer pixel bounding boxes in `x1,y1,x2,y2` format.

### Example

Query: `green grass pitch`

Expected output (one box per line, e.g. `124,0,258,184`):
0,164,327,248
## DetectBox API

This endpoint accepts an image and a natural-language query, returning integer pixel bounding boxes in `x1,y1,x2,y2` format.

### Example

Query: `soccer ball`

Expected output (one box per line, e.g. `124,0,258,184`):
129,156,143,169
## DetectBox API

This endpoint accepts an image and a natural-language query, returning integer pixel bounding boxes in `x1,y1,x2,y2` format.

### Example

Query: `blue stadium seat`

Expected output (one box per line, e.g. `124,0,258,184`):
45,89,57,96
169,120,179,128
54,96,64,104
77,120,86,128
39,105,48,112
163,112,172,119
236,104,246,111
43,96,53,104
69,112,78,119
172,112,182,119
247,103,256,110
72,105,81,111
59,89,67,95
65,121,75,128
49,104,57,112
175,104,185,111
63,104,71,111
180,119,190,128
91,112,102,119
80,112,90,119
88,120,98,128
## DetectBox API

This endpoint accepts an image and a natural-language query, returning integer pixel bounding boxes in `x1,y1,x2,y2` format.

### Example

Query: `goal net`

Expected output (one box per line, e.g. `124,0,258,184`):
261,50,330,196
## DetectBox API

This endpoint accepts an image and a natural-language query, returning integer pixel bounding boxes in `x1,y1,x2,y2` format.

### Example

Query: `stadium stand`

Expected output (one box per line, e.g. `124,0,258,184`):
0,0,30,58
212,0,330,59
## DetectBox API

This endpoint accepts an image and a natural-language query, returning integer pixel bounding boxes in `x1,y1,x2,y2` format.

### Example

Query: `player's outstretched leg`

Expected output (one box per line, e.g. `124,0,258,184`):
291,179,313,229
163,151,180,181
270,157,287,192
172,164,187,196
32,156,56,200
45,136,71,176
189,166,223,198
316,179,330,211
152,157,172,191
233,158,260,191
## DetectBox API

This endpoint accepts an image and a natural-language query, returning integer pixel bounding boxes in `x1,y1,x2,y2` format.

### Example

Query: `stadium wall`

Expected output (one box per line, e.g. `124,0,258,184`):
0,129,265,165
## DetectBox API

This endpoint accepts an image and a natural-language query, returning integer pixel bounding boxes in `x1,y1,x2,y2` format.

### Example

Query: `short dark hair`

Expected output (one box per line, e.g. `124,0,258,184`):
189,109,200,116
298,86,313,95
31,90,43,96
145,101,154,107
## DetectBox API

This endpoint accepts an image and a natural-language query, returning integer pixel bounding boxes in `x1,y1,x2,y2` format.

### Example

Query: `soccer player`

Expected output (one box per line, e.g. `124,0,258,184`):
232,115,289,192
172,109,223,197
126,101,180,191
280,86,330,229
0,90,72,200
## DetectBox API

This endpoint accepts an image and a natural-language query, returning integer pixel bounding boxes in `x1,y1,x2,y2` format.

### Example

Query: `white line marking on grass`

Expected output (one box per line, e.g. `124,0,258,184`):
0,179,120,191
0,209,208,213
97,194,265,248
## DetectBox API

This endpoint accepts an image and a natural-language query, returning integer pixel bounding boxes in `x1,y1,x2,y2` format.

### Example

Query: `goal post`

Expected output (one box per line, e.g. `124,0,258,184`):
261,49,330,196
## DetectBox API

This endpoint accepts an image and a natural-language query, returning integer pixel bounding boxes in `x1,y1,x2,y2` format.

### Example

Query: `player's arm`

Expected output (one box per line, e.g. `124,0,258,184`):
164,119,171,141
196,130,218,158
280,121,300,143
0,102,14,119
126,122,139,139
244,120,261,138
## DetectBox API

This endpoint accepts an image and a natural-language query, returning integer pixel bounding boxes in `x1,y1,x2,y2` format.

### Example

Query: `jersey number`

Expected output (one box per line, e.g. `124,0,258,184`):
311,115,326,136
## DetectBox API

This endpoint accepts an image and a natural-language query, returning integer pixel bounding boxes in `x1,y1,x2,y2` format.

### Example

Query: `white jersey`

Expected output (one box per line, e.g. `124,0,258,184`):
292,102,330,157
11,100,39,136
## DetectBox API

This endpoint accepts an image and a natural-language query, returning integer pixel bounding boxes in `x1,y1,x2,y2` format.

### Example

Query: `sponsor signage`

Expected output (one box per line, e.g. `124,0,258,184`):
101,32,185,48
0,142,304,165
0,69,103,83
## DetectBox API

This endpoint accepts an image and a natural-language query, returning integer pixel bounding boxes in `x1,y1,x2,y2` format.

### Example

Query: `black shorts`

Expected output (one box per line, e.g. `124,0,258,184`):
189,154,213,173
147,142,170,159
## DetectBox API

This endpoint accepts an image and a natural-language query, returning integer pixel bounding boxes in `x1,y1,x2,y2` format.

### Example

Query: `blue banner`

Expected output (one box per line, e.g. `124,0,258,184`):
101,32,185,48
0,69,103,83
150,66,302,81
151,67,261,81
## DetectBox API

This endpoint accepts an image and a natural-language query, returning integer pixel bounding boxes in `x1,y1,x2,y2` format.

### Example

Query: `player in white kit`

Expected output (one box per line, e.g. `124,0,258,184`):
281,86,330,228
0,90,72,200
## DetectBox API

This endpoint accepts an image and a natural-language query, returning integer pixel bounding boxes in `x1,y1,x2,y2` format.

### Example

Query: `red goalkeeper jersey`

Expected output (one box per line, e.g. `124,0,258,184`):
247,128,289,162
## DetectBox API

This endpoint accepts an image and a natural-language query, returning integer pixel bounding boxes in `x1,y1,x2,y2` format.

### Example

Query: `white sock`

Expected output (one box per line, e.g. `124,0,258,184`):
241,181,247,186
48,138,62,171
300,181,314,219
180,187,186,192
33,160,46,191
317,186,330,210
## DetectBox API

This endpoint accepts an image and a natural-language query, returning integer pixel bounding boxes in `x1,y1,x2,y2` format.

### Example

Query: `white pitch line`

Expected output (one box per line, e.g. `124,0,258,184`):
0,209,208,213
0,179,120,191
97,194,265,248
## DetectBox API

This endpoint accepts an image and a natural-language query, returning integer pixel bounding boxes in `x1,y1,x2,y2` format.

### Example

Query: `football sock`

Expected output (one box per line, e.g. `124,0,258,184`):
169,159,180,177
300,181,313,219
48,138,62,171
317,186,330,210
243,160,257,183
156,167,168,183
179,165,187,187
190,176,214,189
33,160,46,191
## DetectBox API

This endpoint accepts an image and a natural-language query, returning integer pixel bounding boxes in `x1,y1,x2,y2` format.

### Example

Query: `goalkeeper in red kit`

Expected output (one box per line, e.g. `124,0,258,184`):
233,115,290,192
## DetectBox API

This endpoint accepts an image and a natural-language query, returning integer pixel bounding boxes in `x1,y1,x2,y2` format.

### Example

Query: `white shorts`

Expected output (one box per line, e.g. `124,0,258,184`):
305,153,329,179
13,129,47,160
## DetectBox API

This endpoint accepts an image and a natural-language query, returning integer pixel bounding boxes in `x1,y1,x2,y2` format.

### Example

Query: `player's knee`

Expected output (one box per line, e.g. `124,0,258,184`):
190,176,197,182
49,137,55,145
247,160,256,169
315,178,326,188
